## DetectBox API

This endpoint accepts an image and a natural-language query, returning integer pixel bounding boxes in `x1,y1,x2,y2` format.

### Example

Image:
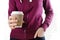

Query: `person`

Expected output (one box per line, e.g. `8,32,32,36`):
8,0,53,40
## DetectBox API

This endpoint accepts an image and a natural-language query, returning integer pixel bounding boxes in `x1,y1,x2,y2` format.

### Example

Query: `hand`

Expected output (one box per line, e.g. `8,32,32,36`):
8,16,18,29
34,27,44,38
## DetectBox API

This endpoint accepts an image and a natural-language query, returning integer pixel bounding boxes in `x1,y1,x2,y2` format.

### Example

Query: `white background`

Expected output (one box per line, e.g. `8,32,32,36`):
0,0,60,40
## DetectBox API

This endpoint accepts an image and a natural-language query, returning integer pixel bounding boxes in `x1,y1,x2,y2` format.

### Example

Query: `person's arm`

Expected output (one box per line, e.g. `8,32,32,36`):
8,0,18,29
41,0,54,31
8,0,17,17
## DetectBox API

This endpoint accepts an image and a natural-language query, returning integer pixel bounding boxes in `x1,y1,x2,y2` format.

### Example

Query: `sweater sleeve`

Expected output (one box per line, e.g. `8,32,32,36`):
8,0,17,17
41,0,54,31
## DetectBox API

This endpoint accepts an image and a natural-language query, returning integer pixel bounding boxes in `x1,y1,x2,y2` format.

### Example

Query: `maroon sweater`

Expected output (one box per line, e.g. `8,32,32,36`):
8,0,53,39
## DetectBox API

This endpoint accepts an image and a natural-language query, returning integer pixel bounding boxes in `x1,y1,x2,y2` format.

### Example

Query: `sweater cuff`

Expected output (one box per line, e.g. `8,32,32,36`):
40,23,49,31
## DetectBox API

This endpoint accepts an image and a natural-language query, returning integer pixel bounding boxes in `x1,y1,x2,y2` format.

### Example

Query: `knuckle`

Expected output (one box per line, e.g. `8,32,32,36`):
15,17,17,20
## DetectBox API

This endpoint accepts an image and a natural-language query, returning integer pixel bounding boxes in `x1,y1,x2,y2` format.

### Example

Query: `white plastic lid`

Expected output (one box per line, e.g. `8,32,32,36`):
11,11,24,15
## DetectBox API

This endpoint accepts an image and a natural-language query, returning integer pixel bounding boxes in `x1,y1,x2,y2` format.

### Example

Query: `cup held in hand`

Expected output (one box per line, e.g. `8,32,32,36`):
11,11,24,28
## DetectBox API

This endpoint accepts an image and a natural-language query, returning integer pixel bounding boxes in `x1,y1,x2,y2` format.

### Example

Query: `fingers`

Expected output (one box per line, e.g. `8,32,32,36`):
9,15,18,20
9,22,17,29
34,28,44,38
9,20,18,24
9,25,15,29
9,23,17,26
8,16,18,29
34,30,38,38
8,16,18,26
37,28,44,37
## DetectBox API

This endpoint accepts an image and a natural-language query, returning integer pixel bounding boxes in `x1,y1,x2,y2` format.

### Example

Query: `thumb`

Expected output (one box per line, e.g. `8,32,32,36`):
34,31,38,38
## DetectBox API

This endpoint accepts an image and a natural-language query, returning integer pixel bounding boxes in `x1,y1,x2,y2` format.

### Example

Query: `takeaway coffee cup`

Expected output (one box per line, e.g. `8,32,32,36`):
11,11,24,28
